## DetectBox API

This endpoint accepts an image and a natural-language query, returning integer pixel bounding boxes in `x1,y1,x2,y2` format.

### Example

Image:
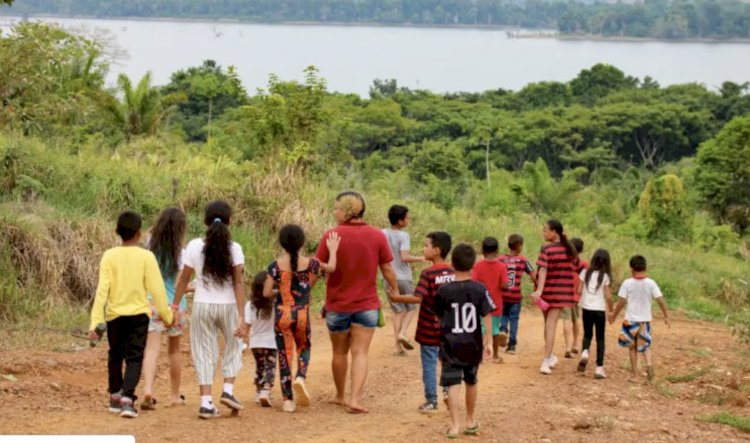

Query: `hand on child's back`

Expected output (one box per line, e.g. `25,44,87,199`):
326,232,341,252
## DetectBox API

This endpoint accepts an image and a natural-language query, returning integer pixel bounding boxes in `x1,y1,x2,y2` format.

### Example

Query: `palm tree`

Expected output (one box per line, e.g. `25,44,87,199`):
107,72,166,142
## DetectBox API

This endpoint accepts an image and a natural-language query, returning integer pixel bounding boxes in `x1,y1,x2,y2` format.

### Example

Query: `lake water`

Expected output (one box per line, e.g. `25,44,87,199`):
3,16,750,95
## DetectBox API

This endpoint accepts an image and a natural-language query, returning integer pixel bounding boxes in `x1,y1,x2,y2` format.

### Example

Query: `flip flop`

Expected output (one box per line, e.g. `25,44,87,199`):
445,430,460,439
170,394,186,406
392,351,407,357
141,395,157,410
346,405,369,414
398,338,414,351
463,423,480,435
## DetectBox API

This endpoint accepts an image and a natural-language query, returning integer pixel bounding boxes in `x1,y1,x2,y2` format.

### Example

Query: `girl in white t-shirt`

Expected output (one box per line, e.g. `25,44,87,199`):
173,200,248,419
576,249,613,379
245,271,277,407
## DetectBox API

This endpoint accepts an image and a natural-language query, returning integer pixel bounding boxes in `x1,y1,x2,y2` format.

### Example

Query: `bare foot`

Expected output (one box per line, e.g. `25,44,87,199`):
328,398,347,407
346,404,369,414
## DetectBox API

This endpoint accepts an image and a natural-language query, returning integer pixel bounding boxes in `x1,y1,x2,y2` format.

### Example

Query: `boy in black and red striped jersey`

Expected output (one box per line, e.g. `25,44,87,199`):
388,231,454,414
498,234,537,355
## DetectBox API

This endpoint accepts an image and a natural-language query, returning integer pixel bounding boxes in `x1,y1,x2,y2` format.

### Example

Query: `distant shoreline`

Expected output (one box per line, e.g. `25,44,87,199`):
2,13,750,44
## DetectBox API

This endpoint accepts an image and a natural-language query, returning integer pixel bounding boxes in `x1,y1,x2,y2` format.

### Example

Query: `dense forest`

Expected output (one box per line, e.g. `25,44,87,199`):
2,0,750,40
0,22,749,337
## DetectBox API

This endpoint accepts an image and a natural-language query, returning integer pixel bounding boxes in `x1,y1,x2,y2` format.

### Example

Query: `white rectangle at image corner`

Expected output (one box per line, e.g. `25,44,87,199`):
0,437,135,443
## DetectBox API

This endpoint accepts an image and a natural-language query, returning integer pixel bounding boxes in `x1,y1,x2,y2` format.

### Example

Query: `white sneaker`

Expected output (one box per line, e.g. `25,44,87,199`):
254,392,260,404
282,399,296,413
259,389,272,407
293,377,311,407
595,366,607,379
540,359,552,375
548,354,559,369
577,350,590,373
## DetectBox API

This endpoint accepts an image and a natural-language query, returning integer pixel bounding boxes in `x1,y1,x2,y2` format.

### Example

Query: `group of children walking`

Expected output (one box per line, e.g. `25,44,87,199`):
90,198,669,439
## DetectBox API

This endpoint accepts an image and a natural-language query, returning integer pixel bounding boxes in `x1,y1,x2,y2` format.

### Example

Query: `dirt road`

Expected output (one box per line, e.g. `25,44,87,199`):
1,310,748,442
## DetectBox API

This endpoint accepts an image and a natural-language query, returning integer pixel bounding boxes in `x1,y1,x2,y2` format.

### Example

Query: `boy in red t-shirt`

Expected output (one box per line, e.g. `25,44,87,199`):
498,234,536,355
471,237,509,363
388,231,454,414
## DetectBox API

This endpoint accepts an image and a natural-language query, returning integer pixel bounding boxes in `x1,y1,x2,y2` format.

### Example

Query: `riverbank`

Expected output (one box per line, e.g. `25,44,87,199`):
3,13,750,43
517,32,750,45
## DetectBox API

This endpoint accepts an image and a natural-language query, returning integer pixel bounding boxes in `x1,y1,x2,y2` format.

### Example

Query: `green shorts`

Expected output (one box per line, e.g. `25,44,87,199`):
492,315,503,336
560,306,580,322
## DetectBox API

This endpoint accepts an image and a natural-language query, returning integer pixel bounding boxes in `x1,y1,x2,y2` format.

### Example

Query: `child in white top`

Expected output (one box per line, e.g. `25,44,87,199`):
245,271,277,407
576,249,613,379
609,255,670,382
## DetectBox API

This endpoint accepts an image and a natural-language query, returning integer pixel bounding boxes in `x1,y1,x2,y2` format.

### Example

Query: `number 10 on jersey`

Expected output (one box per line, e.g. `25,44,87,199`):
451,303,477,333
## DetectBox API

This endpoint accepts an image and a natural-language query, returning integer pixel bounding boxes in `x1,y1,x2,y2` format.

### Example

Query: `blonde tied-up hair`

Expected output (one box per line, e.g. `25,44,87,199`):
336,191,366,221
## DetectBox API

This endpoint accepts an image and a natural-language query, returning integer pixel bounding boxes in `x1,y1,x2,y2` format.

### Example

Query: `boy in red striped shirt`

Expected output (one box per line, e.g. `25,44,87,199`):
388,231,454,414
498,234,536,355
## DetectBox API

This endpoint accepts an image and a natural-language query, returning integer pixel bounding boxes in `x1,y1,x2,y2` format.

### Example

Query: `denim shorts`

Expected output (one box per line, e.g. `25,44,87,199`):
326,309,379,333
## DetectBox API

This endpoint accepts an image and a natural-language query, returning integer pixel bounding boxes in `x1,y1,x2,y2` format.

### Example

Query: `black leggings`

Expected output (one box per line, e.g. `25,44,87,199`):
581,309,606,366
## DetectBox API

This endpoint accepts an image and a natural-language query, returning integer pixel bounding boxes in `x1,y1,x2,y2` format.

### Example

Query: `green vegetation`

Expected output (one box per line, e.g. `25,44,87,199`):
4,0,750,40
0,23,748,337
699,411,750,433
665,366,713,383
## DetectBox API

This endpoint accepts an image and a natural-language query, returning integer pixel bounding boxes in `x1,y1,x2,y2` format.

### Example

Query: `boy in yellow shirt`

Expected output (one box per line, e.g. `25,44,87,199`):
89,211,173,418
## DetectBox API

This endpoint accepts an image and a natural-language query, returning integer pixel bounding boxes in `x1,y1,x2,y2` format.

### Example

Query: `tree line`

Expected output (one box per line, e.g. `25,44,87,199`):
3,0,750,40
1,22,749,237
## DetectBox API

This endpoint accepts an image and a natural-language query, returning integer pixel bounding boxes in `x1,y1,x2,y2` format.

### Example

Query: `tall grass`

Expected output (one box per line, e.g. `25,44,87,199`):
0,131,747,329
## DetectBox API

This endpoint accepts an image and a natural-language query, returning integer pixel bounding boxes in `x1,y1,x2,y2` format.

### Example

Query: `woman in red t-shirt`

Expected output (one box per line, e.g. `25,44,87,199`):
316,191,399,414
531,219,578,375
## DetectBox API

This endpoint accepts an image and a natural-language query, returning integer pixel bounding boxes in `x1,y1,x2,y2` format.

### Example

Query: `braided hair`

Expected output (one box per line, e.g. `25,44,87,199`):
279,224,305,286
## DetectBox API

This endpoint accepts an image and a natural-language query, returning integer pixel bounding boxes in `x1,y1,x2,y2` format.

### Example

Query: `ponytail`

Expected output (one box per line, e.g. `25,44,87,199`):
546,219,577,259
202,201,234,286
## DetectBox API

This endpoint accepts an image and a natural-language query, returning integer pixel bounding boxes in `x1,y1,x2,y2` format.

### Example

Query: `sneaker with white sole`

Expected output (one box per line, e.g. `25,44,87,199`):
418,401,439,414
254,392,261,404
282,399,296,413
119,398,137,418
220,392,243,410
293,377,310,407
577,350,589,373
108,391,122,413
259,389,272,407
595,366,607,379
198,406,221,419
548,354,559,369
540,359,552,375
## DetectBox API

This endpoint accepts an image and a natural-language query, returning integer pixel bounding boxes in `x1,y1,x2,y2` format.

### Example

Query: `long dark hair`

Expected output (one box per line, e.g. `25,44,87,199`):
585,249,612,291
251,271,272,320
202,200,234,286
279,224,305,286
546,219,577,259
148,207,186,280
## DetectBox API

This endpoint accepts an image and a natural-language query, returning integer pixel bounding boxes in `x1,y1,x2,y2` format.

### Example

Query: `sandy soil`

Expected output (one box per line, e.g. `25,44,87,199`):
1,310,749,442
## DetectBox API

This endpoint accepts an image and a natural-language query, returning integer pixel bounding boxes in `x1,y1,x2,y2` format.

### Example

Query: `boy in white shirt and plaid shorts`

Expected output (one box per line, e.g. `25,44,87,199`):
609,255,670,382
